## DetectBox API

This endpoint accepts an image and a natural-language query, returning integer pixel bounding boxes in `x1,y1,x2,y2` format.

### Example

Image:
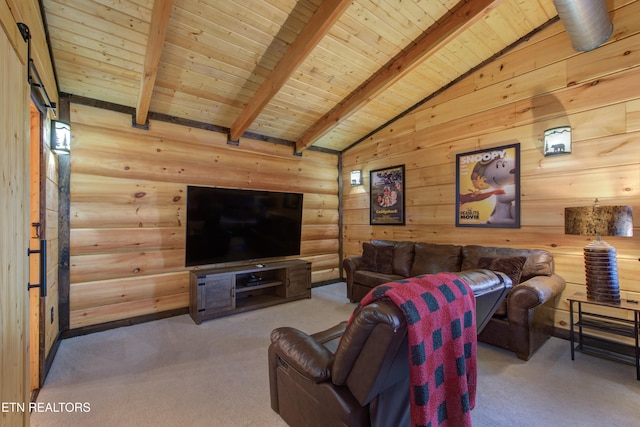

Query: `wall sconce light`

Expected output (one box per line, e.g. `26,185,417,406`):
543,126,571,156
565,199,633,303
350,170,362,186
51,120,71,155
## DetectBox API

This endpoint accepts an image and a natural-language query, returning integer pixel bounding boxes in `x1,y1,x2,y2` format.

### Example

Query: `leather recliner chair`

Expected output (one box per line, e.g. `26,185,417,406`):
268,270,512,427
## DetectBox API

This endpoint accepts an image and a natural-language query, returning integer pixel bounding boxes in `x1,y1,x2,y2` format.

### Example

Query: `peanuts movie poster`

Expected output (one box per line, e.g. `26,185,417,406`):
456,143,520,228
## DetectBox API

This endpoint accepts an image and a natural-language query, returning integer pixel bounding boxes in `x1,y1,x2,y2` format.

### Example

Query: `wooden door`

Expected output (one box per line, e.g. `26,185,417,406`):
0,8,31,426
29,101,44,394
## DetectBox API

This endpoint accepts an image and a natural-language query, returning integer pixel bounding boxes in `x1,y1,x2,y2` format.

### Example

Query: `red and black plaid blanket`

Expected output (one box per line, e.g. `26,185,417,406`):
352,272,477,427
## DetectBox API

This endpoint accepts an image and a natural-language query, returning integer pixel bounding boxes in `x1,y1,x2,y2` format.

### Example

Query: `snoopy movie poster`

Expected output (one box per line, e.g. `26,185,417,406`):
456,143,520,228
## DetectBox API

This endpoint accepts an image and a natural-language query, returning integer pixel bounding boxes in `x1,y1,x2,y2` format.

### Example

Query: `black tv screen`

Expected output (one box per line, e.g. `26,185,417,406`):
185,186,303,267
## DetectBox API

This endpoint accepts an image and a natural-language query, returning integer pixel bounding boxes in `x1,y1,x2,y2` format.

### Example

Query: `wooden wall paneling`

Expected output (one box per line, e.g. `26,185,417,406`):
70,272,189,311
523,166,639,201
567,33,640,84
628,99,640,132
341,191,369,211
419,104,518,145
414,61,568,132
514,67,640,125
301,224,339,240
70,123,338,183
300,239,339,255
70,293,188,329
70,146,337,195
44,140,61,357
343,113,417,162
302,208,340,225
306,193,340,210
68,103,340,329
406,184,455,209
341,209,370,230
412,43,640,148
71,227,184,255
70,249,186,283
528,133,640,177
312,269,341,284
308,254,340,271
44,258,59,352
70,202,183,229
71,103,139,129
341,4,640,337
70,174,187,204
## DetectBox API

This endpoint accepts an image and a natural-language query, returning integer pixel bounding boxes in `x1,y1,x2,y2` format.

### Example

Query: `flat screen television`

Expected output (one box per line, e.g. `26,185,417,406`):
185,186,303,267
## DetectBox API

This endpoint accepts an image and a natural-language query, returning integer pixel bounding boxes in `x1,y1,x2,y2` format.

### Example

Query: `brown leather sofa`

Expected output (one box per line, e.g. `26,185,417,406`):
343,240,566,360
268,270,512,427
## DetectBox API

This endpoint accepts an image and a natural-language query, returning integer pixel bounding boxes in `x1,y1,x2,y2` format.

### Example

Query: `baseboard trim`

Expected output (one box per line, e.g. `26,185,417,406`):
60,307,189,339
553,326,570,341
60,280,345,339
312,278,344,288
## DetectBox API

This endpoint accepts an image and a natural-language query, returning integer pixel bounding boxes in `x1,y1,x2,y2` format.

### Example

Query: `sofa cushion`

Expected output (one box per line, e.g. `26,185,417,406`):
461,245,553,282
410,243,462,277
372,240,414,277
361,242,394,274
477,256,526,317
477,256,527,287
353,270,404,290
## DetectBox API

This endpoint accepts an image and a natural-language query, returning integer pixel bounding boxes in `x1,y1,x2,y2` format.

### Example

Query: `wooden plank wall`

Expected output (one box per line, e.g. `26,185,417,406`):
1,2,30,424
68,104,340,329
342,0,640,334
43,124,60,355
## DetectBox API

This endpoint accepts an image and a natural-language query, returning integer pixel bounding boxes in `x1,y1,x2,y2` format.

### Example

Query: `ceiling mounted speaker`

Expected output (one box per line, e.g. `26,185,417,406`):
553,0,613,51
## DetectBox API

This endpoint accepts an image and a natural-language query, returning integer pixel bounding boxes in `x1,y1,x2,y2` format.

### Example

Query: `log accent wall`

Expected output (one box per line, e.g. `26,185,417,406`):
68,104,339,329
342,1,640,334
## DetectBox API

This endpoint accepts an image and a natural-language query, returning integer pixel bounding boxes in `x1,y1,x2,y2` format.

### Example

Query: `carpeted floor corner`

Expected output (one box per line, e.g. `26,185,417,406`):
32,282,640,426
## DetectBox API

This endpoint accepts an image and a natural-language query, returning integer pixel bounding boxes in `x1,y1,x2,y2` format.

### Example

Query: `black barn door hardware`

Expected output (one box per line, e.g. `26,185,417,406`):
27,239,47,297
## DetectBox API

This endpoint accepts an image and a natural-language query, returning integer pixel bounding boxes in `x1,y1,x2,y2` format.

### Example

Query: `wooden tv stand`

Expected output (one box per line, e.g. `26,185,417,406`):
189,259,311,324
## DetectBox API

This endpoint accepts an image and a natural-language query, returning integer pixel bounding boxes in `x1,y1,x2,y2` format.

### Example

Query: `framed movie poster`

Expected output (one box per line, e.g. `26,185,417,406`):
456,143,520,228
370,165,405,225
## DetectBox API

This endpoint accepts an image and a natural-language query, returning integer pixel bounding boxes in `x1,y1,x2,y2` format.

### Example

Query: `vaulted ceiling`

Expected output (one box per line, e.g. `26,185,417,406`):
41,0,561,153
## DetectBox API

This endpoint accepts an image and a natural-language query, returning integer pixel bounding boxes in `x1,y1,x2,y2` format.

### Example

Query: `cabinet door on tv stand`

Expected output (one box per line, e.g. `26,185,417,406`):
198,273,235,319
286,262,312,299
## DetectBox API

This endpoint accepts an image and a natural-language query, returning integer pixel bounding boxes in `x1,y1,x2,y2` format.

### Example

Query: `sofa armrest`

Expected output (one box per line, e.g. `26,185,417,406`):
343,256,363,277
508,274,566,310
343,256,364,297
311,321,347,344
270,327,335,383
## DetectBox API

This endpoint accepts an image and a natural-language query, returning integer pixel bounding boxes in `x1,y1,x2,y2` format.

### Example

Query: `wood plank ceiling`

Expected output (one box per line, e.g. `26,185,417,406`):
41,0,560,153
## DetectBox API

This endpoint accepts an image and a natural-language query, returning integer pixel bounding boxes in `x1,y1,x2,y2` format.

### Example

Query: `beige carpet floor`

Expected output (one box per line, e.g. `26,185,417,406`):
32,282,640,426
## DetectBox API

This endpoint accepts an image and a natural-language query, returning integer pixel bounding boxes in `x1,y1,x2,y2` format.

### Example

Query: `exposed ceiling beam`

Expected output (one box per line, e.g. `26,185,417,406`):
228,0,353,143
135,0,173,127
295,0,504,152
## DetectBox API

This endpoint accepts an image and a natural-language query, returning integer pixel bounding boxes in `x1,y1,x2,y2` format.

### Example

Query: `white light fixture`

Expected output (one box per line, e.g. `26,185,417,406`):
544,126,571,156
350,170,362,186
51,120,71,155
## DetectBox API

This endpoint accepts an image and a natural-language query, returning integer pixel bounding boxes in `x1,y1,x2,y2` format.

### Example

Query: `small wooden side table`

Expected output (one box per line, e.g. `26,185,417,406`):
568,292,640,380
